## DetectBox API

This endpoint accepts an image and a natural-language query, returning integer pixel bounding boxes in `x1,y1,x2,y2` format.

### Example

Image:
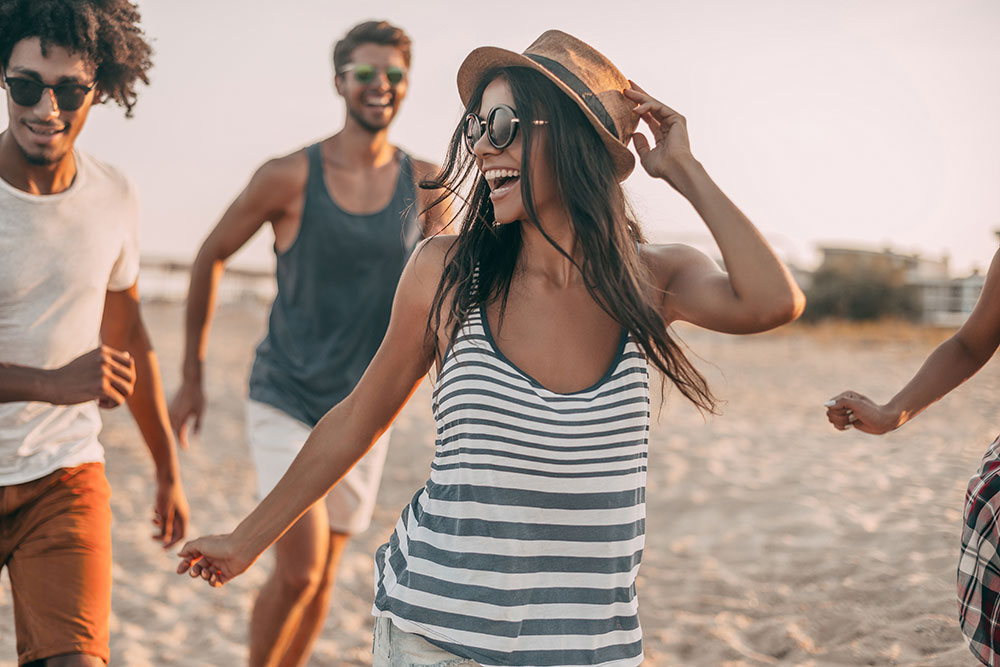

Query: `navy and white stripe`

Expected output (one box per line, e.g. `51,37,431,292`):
374,306,651,666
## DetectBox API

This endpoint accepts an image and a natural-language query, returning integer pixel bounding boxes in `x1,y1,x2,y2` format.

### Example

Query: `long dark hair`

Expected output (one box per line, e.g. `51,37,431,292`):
423,66,716,411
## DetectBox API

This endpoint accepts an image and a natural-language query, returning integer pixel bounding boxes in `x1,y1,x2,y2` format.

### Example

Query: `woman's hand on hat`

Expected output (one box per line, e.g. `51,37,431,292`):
824,391,900,434
625,81,697,188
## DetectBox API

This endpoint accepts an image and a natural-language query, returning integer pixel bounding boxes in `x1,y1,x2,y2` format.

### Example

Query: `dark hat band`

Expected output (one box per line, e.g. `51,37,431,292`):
526,54,619,140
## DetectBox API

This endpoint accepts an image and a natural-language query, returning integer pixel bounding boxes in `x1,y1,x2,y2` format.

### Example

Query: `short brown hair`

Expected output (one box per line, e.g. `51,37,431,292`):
332,20,411,73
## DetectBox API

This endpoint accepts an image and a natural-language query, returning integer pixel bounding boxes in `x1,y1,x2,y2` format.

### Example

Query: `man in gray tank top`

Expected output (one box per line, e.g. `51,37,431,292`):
168,20,451,667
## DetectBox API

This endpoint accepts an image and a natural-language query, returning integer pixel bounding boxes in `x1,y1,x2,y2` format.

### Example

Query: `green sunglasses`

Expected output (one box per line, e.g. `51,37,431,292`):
338,63,406,86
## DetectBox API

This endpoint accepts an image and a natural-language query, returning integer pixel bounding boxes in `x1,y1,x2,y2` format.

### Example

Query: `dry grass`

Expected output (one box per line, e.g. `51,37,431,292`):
775,318,957,346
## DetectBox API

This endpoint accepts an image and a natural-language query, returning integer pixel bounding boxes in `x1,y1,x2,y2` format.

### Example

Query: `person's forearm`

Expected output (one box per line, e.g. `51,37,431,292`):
674,158,803,318
231,398,377,558
884,336,991,429
0,363,52,403
182,248,226,384
124,320,181,481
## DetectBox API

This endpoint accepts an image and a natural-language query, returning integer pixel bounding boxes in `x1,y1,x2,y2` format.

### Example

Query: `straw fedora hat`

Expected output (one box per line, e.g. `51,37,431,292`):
457,30,639,181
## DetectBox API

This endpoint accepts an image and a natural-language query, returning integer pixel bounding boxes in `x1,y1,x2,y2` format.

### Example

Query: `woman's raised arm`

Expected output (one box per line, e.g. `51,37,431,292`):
626,83,805,334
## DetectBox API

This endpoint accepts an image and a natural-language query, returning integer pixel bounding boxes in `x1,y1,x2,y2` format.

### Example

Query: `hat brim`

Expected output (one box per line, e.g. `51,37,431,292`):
457,46,636,181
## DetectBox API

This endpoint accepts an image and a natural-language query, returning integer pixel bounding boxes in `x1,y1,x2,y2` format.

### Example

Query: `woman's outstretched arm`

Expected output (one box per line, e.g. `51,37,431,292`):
826,248,1000,433
625,83,805,334
176,236,453,586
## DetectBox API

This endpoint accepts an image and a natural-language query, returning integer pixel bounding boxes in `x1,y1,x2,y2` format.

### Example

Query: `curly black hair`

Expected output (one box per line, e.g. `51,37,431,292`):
0,0,152,117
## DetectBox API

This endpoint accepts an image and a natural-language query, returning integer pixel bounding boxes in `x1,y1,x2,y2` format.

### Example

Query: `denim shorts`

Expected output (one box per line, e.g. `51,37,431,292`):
373,616,479,666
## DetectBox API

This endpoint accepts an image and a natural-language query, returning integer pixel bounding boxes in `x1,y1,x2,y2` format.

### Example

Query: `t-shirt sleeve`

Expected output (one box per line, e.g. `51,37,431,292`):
108,178,141,292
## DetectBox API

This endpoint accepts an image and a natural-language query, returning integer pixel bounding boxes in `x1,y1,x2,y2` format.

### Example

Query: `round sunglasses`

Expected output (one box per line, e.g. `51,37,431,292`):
463,104,546,154
338,63,406,87
3,76,95,111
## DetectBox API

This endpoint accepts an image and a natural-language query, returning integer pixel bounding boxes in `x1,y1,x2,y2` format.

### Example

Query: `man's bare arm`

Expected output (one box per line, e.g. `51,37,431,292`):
103,284,189,547
0,347,135,405
169,153,307,446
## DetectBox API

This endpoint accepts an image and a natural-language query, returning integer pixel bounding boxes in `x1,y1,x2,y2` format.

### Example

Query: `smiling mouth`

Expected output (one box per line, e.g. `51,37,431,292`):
362,94,392,109
25,124,65,136
484,168,521,195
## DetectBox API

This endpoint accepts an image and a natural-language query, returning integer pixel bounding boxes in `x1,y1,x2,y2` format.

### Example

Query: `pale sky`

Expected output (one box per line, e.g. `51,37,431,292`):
3,0,999,274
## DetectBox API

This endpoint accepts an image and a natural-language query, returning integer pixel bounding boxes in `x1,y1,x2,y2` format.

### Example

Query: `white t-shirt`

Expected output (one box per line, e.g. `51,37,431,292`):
0,151,140,485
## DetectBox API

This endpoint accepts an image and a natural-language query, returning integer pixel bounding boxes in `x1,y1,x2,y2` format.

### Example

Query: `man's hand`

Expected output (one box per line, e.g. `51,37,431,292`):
153,478,189,549
177,533,252,588
47,345,136,408
168,381,204,449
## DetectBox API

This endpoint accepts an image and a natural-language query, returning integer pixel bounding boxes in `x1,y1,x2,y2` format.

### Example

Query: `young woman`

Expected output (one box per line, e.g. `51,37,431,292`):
826,250,1000,667
178,30,805,666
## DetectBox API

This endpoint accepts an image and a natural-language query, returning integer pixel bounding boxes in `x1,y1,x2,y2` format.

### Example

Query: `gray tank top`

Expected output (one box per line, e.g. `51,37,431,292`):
248,142,422,426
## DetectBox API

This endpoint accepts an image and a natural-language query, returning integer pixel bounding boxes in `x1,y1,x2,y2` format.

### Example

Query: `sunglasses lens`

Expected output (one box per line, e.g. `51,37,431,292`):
54,85,88,111
5,78,90,109
386,67,405,85
464,115,483,153
6,79,43,106
353,64,375,84
487,106,516,148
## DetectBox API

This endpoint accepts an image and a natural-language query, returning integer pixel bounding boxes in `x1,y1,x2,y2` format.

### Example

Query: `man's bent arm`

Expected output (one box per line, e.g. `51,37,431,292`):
171,157,305,446
104,285,181,478
103,284,189,545
0,364,54,402
1,346,136,406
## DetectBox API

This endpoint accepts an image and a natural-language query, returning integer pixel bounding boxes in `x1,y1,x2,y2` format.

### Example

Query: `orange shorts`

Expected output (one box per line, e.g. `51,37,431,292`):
0,462,112,665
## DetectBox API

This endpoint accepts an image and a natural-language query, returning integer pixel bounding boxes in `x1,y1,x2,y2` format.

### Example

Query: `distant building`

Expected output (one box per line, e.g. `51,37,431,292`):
914,270,986,327
816,246,949,287
814,245,984,325
787,263,813,292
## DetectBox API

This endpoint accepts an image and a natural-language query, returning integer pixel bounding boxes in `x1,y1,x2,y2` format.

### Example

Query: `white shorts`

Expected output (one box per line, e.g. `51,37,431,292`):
246,399,390,535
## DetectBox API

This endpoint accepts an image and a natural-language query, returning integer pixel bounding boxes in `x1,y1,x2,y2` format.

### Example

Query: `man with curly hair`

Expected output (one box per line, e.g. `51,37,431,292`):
169,19,451,667
0,1,188,665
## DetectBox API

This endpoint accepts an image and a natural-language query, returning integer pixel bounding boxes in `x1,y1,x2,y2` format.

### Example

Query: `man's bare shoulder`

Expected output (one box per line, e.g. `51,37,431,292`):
232,149,312,221
250,149,310,194
408,156,443,184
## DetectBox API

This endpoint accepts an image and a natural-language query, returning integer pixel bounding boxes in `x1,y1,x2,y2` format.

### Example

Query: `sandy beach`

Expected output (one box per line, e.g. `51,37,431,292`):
0,301,993,666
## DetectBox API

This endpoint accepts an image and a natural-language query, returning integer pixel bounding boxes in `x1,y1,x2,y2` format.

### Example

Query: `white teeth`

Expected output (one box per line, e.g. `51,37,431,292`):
484,168,520,181
483,168,521,192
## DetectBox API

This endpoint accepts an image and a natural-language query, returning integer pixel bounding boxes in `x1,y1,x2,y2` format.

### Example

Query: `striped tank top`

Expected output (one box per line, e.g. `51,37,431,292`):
374,304,651,666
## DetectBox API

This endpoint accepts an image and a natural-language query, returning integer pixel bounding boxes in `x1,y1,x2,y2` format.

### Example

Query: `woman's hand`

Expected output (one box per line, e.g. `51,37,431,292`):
176,533,253,588
825,391,902,434
624,81,697,191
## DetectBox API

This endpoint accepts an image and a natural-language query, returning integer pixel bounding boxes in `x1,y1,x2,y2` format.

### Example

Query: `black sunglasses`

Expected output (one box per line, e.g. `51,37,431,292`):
463,104,545,154
3,75,95,111
338,63,406,86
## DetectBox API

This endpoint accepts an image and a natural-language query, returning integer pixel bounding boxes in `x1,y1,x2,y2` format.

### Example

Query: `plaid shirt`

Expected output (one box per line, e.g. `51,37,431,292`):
959,435,1000,666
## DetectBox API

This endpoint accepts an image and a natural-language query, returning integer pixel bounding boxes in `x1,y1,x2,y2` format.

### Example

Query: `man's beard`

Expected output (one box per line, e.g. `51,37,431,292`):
16,137,64,166
23,150,61,166
347,103,392,134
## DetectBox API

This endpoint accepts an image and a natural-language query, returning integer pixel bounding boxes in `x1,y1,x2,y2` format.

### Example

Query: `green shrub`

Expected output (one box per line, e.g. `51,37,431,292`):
803,269,920,322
